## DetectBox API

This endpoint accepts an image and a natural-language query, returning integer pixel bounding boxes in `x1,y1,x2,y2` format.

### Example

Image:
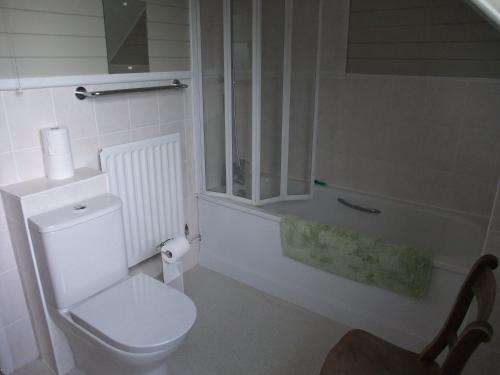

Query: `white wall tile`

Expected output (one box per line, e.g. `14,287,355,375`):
465,345,500,375
455,131,500,182
71,137,100,170
183,86,193,120
184,119,195,163
52,86,98,139
131,125,160,141
129,92,159,128
475,183,497,215
98,130,131,148
184,196,198,237
3,88,56,149
14,147,45,180
160,120,186,160
0,152,19,186
419,124,460,171
464,80,500,137
424,78,467,128
0,199,7,230
0,229,16,274
4,317,38,370
95,96,131,134
0,270,29,326
0,323,14,374
93,84,131,134
485,231,500,258
316,69,500,217
491,189,500,232
158,90,184,123
160,119,185,136
0,94,12,153
488,290,500,353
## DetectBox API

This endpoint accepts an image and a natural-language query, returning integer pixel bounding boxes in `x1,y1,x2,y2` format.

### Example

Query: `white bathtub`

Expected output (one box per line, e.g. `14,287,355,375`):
198,186,488,350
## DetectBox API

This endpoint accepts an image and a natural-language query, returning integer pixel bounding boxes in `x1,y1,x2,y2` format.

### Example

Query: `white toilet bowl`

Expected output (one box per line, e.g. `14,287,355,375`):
51,273,196,375
28,194,196,374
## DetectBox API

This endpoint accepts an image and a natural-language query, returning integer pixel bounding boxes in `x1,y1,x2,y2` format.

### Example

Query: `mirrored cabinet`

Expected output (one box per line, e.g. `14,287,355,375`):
0,0,190,80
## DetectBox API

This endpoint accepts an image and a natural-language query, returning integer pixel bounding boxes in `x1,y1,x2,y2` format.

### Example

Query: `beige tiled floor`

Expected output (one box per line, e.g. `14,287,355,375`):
12,361,83,375
13,266,348,375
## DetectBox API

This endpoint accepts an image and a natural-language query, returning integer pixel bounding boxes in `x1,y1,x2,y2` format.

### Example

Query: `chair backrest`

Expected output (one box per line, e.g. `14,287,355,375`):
419,254,498,375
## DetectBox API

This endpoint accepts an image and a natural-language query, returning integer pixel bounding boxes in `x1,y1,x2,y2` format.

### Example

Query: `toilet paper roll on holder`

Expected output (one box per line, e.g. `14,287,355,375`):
157,224,190,259
158,238,174,259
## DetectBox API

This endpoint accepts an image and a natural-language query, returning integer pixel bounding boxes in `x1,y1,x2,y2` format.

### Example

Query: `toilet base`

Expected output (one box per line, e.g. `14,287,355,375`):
67,328,172,375
77,362,170,375
76,359,170,375
54,311,181,375
76,358,169,375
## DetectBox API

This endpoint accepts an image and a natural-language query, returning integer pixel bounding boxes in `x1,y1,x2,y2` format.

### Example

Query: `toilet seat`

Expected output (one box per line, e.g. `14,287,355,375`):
70,273,196,354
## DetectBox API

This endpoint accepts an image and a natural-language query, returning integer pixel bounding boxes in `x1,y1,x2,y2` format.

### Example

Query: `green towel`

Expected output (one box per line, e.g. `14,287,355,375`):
281,215,433,298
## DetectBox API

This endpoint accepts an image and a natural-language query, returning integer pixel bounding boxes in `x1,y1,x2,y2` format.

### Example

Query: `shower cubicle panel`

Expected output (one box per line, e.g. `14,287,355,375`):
260,0,286,200
231,0,253,199
196,0,320,205
288,0,320,196
200,0,226,193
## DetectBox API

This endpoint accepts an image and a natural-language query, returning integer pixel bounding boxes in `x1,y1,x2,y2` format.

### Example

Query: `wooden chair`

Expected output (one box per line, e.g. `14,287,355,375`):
319,254,498,375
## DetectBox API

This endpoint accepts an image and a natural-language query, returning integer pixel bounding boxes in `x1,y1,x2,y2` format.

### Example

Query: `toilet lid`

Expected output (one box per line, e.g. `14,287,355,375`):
70,273,196,354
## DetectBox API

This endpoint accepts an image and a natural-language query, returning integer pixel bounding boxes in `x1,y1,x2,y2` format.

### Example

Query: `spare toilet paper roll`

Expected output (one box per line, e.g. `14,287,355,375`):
41,127,74,180
41,127,72,155
161,237,190,263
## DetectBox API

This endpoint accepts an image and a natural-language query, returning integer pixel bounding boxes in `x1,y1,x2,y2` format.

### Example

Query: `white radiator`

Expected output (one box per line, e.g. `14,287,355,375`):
100,134,185,266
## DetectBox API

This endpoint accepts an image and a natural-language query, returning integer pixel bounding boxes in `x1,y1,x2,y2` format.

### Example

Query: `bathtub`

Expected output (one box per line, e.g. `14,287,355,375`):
198,185,488,350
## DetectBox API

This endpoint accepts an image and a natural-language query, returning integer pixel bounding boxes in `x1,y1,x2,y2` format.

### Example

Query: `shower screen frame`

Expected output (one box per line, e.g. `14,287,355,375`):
192,0,322,206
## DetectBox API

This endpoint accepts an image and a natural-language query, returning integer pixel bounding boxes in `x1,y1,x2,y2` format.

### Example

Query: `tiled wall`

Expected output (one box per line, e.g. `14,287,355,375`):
315,0,500,217
485,184,500,258
0,79,197,372
471,182,500,374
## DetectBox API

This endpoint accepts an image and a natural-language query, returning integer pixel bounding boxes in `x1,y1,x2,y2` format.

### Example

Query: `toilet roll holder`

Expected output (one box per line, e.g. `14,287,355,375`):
159,232,189,293
157,238,174,258
156,224,191,259
157,225,202,293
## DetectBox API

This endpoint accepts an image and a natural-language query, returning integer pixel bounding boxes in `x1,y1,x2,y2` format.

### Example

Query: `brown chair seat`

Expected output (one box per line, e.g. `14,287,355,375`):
320,329,440,375
319,254,498,375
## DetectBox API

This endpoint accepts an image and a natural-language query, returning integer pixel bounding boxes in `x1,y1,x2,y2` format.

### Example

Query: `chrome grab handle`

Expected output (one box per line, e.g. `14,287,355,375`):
74,79,188,100
337,198,381,214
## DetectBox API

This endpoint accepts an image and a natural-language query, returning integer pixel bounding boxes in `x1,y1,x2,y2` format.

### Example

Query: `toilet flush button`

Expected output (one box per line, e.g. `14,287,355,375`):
73,204,87,213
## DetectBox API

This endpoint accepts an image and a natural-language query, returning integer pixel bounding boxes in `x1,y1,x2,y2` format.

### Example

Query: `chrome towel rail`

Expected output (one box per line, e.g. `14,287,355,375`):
337,198,381,214
74,79,188,100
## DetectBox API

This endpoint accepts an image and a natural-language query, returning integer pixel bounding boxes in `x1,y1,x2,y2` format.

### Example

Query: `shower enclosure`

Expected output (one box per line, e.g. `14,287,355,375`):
193,0,321,204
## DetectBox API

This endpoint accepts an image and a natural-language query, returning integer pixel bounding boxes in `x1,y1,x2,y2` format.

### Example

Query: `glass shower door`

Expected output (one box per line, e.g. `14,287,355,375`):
260,0,286,200
200,0,226,193
197,0,320,203
231,0,253,199
287,0,320,196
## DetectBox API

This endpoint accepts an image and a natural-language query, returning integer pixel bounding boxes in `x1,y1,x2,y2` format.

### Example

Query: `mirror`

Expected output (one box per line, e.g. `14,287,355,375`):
103,0,150,73
0,0,190,80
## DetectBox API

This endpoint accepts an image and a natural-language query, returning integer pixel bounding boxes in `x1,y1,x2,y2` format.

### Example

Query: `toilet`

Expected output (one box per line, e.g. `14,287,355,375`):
28,193,196,375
